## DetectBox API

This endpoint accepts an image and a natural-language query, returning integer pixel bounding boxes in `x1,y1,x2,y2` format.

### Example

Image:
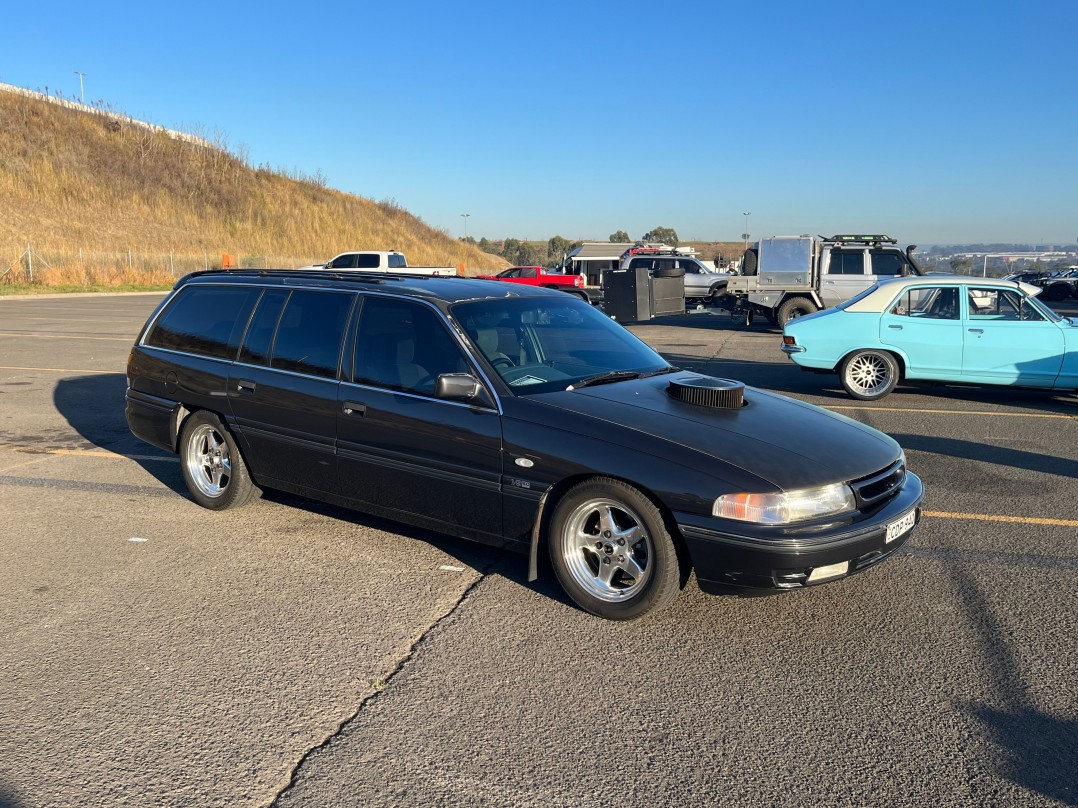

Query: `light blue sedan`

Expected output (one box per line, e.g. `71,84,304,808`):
781,275,1078,400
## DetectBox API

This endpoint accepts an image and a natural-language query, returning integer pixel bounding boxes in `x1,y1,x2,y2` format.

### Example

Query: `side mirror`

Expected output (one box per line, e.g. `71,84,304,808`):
435,373,492,407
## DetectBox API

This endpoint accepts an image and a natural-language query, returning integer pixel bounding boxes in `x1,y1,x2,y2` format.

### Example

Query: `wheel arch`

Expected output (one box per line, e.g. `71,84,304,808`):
836,346,908,378
527,472,690,586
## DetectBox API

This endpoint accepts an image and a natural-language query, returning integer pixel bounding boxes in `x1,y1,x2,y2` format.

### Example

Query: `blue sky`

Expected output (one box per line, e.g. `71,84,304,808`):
3,0,1075,245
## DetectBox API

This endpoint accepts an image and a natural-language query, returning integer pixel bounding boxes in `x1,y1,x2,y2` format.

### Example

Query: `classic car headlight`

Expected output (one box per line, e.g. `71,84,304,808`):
713,483,856,524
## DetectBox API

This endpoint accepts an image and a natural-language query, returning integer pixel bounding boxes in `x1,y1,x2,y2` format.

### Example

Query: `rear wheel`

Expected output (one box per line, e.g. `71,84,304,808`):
840,350,899,401
549,478,682,620
179,411,259,510
777,297,818,328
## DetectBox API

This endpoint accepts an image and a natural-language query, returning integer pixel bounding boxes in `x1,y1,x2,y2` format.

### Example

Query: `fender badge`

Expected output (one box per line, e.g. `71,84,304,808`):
514,457,535,468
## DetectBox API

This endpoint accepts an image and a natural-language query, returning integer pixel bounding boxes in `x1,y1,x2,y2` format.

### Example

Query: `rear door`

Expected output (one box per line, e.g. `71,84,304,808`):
880,285,963,377
228,288,356,494
820,248,869,307
336,295,504,539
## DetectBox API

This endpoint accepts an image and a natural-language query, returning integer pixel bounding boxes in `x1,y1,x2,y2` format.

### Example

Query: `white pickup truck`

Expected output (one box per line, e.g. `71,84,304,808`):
303,250,459,277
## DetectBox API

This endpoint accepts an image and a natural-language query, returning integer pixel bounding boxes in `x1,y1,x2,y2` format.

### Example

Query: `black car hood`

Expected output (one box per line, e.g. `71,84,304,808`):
531,373,899,491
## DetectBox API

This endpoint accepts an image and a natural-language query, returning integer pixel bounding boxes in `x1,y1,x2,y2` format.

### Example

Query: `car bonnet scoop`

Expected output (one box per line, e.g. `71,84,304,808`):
666,376,745,408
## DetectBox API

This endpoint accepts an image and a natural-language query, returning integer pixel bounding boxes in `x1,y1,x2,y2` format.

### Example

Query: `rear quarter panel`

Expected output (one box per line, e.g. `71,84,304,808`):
785,310,890,371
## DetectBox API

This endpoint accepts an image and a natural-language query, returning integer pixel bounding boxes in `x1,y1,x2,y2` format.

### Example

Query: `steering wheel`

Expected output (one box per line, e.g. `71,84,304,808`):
490,356,514,370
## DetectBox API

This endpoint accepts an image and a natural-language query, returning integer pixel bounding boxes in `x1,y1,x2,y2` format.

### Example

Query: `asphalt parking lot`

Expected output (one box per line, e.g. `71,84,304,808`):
1,293,1076,808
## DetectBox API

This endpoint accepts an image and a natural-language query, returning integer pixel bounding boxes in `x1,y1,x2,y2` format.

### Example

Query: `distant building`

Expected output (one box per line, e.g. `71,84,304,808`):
565,243,634,286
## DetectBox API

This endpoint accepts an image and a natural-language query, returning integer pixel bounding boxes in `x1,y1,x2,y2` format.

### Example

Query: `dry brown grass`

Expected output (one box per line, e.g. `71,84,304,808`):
0,89,506,287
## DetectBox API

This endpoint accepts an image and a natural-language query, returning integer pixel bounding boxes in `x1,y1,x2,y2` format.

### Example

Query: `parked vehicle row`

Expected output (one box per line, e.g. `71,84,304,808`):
126,271,923,620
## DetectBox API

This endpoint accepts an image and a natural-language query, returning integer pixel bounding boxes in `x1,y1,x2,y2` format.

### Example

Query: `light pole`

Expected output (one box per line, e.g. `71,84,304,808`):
460,213,470,240
74,71,86,104
741,212,751,249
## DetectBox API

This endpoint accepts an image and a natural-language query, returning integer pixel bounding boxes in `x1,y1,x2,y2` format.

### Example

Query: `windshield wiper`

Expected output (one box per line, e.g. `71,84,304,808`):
567,370,641,390
568,366,677,390
639,366,679,378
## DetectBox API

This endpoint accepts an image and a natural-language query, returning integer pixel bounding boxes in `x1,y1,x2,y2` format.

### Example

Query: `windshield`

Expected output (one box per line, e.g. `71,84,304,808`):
451,297,670,394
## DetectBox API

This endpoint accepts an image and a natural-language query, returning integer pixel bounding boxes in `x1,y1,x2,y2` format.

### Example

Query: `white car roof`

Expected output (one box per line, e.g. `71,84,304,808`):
844,275,1044,313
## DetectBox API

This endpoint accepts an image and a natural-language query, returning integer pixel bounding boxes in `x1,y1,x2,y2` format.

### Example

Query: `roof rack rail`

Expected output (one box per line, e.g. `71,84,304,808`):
829,234,898,245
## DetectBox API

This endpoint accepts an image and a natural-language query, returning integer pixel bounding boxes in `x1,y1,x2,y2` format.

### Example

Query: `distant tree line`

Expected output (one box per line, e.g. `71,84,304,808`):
461,226,683,267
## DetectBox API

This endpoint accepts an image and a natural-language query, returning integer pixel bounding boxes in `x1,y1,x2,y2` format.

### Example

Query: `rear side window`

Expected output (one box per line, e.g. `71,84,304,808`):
239,289,289,366
147,286,258,360
355,254,381,269
270,290,355,378
828,250,865,275
388,254,407,268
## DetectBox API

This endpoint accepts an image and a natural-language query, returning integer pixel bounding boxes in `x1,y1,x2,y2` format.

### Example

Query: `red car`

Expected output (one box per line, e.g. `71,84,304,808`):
477,266,589,300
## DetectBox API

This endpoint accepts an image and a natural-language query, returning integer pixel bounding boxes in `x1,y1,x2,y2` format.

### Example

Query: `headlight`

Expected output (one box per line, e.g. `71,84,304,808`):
713,483,856,524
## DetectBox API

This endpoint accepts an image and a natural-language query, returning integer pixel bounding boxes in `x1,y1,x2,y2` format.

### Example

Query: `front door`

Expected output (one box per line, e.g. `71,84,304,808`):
820,248,870,307
336,295,504,540
961,287,1065,386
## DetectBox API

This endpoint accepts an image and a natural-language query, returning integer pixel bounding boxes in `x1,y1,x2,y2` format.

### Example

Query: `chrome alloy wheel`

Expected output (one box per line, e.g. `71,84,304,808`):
844,352,894,398
184,423,233,498
560,497,653,602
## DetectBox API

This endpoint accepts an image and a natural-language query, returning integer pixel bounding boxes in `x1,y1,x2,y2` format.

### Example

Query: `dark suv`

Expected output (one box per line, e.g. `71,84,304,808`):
126,270,922,619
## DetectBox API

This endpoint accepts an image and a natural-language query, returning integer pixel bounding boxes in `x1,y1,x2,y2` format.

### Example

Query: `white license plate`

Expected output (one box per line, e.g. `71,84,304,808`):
886,509,916,543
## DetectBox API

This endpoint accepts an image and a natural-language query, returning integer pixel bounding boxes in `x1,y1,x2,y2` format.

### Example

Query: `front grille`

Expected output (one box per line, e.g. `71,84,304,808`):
850,461,905,508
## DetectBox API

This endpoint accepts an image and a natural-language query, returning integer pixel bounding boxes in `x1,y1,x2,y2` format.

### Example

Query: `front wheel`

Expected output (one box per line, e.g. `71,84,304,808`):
179,411,259,510
840,350,900,401
549,478,683,620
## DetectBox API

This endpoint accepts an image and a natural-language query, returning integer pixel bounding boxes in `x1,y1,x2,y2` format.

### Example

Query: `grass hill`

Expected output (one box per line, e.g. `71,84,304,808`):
0,87,507,289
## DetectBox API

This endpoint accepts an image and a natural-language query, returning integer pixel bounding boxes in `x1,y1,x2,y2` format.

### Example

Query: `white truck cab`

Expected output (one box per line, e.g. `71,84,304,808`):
304,251,458,276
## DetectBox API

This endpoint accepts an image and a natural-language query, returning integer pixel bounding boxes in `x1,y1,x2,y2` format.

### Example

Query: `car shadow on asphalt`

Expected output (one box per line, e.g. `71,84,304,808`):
950,565,1078,805
892,433,1078,479
53,373,188,495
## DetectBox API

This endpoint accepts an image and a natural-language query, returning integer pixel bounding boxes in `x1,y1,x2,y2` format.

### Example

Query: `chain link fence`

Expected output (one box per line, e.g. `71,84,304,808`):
2,244,321,286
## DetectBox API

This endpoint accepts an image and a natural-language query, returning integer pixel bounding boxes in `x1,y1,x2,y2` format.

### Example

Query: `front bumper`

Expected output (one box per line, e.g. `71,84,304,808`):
677,473,924,594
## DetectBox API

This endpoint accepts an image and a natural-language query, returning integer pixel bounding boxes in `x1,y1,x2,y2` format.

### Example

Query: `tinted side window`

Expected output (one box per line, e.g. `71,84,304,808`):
628,258,654,270
355,254,381,269
270,291,354,378
828,250,865,275
521,267,538,278
328,253,357,269
871,250,906,276
354,297,469,395
388,254,407,268
239,289,289,366
147,286,257,360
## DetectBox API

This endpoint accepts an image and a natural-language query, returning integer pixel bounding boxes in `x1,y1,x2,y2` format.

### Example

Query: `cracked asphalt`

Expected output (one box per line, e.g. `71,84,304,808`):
0,293,1076,807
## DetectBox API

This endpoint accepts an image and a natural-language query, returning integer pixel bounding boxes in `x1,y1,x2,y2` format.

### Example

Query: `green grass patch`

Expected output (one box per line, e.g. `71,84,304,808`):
0,283,173,296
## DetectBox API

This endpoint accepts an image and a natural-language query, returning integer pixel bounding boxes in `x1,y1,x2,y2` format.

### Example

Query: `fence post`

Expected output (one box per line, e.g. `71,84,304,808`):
169,252,174,276
26,242,32,283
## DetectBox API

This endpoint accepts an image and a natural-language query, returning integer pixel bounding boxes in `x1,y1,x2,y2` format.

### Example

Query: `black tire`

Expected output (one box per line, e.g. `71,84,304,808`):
179,411,259,510
777,297,818,328
652,268,685,279
1046,284,1069,302
741,248,758,276
548,478,683,620
839,350,900,401
564,289,589,301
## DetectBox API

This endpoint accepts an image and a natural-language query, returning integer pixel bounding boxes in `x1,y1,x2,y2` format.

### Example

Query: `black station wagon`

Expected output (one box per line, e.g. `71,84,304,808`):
126,270,924,619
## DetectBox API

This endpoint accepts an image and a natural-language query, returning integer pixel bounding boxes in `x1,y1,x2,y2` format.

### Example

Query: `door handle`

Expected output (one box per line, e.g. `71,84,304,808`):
237,379,256,393
342,401,366,416
887,324,903,330
968,328,984,334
